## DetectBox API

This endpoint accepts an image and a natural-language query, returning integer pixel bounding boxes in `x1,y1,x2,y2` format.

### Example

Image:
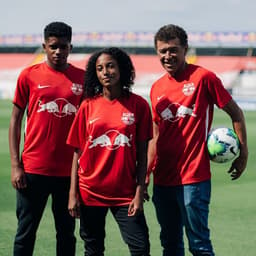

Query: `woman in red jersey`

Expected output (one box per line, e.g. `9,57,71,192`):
67,47,152,256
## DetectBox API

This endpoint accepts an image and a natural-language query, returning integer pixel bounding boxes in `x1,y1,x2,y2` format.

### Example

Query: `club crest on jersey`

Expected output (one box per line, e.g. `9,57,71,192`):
121,112,135,125
71,83,83,95
182,83,195,96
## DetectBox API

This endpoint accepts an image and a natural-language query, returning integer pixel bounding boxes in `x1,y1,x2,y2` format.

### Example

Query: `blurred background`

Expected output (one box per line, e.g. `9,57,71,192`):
1,30,256,110
1,0,256,109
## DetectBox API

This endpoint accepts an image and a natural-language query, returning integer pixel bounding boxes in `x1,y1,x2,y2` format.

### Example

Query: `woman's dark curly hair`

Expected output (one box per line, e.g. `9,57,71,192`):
84,47,135,98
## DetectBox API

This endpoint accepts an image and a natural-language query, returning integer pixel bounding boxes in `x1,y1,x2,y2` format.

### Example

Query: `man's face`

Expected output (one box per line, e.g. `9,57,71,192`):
43,36,72,71
156,37,187,77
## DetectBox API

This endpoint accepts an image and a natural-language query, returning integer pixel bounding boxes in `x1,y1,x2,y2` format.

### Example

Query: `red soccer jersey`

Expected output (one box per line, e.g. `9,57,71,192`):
150,64,232,186
13,62,84,177
67,93,153,206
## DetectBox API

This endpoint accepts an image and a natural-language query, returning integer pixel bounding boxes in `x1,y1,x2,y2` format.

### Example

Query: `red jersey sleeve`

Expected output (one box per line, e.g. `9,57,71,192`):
150,87,159,124
206,71,232,108
13,68,30,109
136,96,153,142
149,74,169,124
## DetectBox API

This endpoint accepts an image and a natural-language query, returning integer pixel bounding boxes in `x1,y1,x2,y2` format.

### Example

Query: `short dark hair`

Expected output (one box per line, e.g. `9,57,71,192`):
44,21,72,42
84,47,135,98
154,24,188,48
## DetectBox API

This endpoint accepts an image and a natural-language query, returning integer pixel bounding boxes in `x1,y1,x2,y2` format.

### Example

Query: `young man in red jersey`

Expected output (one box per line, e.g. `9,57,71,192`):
146,24,248,256
9,21,84,256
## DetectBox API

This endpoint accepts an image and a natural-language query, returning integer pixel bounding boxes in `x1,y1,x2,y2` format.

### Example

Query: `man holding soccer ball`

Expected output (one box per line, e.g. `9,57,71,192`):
146,24,248,256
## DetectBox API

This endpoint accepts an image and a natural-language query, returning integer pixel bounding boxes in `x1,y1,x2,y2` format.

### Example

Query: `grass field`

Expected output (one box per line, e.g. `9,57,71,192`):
0,99,255,255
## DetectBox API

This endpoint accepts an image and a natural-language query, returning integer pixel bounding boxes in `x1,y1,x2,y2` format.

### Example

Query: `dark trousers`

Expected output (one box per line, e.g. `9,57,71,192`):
13,173,76,256
79,204,150,256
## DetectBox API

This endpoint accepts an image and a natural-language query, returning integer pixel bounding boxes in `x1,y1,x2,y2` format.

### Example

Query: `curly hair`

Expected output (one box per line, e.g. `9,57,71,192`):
154,24,188,48
84,47,135,98
44,21,72,42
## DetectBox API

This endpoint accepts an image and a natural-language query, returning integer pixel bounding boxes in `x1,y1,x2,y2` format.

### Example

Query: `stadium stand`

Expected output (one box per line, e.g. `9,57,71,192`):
1,31,256,109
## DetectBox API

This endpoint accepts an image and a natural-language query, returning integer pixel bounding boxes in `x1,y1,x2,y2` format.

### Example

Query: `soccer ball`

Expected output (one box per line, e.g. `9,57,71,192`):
207,127,240,163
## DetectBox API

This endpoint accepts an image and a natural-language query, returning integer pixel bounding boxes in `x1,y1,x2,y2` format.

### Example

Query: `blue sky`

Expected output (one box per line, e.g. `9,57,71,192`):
1,0,255,35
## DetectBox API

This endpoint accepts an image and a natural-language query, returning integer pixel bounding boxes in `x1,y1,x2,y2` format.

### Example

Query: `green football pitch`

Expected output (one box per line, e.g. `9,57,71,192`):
0,99,255,255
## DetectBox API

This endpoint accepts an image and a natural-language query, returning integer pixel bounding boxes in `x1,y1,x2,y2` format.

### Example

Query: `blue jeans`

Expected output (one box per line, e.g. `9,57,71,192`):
152,180,214,256
13,174,76,256
79,204,150,256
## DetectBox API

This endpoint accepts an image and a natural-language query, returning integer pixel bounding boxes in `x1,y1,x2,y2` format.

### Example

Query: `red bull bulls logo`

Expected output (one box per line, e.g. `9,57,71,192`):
88,129,132,150
160,103,197,122
37,98,78,118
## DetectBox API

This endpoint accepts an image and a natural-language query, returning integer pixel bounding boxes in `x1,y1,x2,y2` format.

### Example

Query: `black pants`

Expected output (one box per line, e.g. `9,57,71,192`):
79,204,150,256
13,174,76,256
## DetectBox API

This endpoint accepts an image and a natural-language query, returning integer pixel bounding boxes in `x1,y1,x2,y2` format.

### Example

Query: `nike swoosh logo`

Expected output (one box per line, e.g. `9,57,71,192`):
89,118,100,124
157,95,165,101
38,84,50,89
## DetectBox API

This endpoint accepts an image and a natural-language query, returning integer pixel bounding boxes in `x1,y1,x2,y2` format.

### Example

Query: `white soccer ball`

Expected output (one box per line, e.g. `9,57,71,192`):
207,127,240,163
